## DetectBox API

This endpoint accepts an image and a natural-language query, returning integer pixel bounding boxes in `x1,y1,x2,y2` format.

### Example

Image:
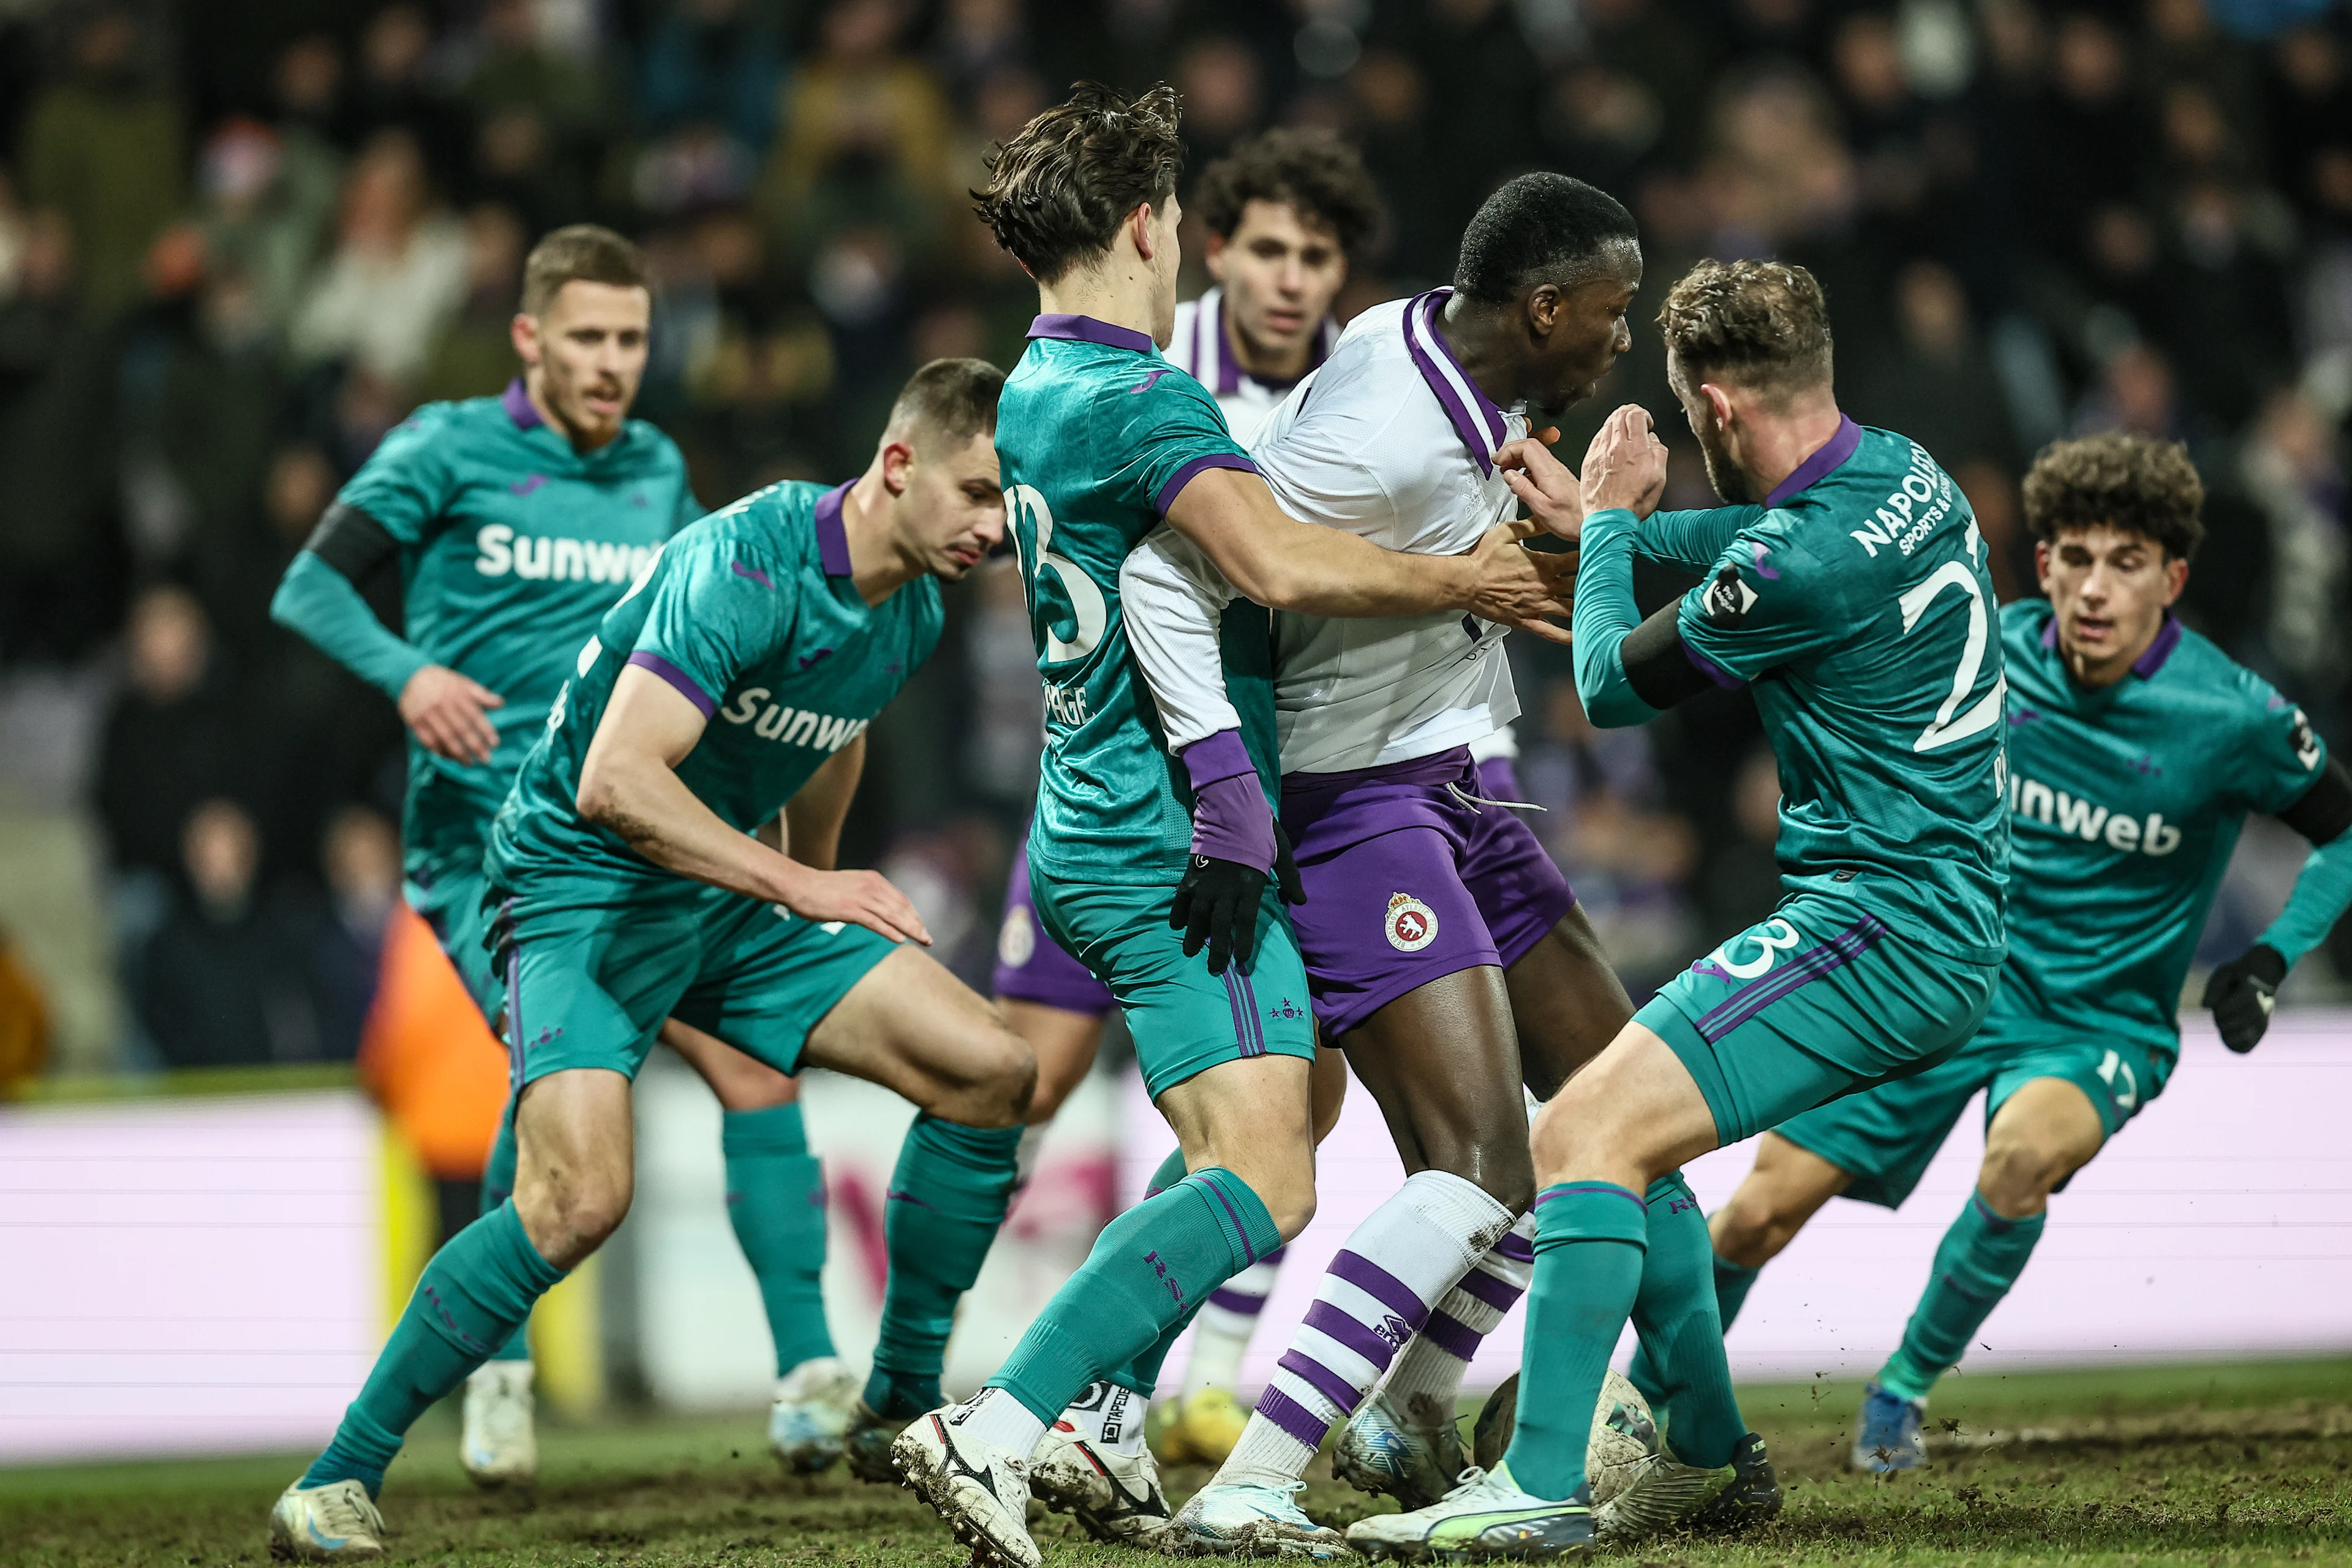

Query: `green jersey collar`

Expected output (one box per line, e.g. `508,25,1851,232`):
1028,314,1155,354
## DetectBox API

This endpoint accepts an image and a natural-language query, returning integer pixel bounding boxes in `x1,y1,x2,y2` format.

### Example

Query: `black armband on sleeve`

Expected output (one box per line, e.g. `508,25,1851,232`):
303,502,401,585
2278,756,2352,845
1621,603,1716,711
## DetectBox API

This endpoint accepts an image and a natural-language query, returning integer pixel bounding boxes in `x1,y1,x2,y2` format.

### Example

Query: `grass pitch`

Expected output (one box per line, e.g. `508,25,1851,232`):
6,1359,2349,1566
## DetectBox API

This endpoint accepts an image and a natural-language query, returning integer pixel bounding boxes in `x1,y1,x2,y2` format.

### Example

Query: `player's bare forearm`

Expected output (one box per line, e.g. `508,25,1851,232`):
782,734,864,873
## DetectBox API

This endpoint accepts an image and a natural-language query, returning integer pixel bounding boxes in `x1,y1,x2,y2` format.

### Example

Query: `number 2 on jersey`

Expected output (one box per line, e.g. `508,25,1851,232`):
1898,560,2005,753
1006,484,1106,665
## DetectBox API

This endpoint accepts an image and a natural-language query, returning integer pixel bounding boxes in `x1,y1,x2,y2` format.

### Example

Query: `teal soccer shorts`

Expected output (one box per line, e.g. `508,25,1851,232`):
407,852,502,1024
1637,892,2000,1147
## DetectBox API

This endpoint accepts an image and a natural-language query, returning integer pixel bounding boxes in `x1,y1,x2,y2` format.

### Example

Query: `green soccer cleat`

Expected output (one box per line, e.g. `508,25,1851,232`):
268,1479,385,1561
1343,1464,1594,1562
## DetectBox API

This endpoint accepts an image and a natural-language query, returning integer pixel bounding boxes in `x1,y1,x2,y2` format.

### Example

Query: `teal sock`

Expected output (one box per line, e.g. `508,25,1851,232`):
1502,1182,1648,1501
863,1114,1025,1415
1878,1192,2046,1402
302,1202,564,1494
987,1166,1278,1425
1632,1173,1746,1469
723,1102,835,1378
1106,1148,1200,1395
477,1110,531,1363
1714,1251,1760,1332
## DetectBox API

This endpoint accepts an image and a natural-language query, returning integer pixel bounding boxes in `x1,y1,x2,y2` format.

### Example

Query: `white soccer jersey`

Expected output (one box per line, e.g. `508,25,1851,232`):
1254,289,1528,774
1167,287,1338,448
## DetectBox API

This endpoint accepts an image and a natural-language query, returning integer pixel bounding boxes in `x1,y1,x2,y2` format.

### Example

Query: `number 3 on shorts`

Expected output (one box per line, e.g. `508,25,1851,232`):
1707,917,1805,979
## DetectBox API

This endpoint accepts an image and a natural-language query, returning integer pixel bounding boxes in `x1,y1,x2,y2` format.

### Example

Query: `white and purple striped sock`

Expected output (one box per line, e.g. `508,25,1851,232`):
1180,1245,1287,1395
1378,1211,1536,1422
1216,1170,1512,1488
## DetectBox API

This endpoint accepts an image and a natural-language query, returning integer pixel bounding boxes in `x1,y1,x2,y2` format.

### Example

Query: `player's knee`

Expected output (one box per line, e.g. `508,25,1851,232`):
1709,1185,1795,1269
958,1025,1038,1128
521,1163,633,1266
1527,1077,1627,1183
1256,1170,1317,1242
1978,1133,2070,1213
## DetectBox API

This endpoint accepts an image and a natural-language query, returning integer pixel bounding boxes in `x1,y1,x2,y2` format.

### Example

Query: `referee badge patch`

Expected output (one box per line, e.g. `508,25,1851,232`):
1705,563,1758,628
1385,892,1439,952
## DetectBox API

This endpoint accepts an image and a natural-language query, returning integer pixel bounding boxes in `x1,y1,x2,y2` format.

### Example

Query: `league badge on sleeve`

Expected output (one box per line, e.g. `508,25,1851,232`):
1384,892,1439,952
1705,563,1758,628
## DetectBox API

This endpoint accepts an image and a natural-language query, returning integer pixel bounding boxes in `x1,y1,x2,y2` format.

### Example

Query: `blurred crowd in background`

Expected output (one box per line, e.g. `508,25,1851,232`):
0,0,2348,1078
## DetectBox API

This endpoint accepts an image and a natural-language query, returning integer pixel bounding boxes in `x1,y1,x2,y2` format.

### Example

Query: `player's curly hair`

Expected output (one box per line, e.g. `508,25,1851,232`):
1658,258,1834,402
1191,127,1383,255
1452,172,1637,304
2021,432,2205,560
973,83,1185,284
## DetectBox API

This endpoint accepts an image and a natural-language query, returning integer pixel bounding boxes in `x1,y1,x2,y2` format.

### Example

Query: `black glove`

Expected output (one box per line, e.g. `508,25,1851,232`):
1169,823,1306,976
2202,942,2286,1054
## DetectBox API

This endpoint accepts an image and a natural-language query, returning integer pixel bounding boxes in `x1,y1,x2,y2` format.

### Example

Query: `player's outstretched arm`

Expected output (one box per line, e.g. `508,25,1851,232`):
576,667,929,944
271,507,503,764
1164,467,1572,643
1498,430,1760,570
2207,756,2352,1052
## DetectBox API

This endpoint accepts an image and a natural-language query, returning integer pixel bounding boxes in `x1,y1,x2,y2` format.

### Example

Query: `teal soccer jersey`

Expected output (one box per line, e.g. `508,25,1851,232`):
1000,315,1280,884
1641,419,2010,962
339,382,699,870
485,480,943,895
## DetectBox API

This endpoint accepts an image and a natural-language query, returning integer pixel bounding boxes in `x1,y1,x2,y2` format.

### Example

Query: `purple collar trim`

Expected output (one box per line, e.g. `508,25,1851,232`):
1192,287,1335,396
813,482,853,577
1765,415,1863,509
2038,608,2182,677
1403,289,1509,475
502,378,543,431
1029,314,1155,355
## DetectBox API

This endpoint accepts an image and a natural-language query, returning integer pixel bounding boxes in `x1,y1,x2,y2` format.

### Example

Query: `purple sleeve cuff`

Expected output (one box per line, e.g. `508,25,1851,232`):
1156,453,1258,516
1178,730,1275,871
627,650,716,717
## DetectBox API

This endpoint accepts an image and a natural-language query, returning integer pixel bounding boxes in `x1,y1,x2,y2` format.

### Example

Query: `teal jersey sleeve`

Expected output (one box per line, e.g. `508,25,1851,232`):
1107,371,1256,516
2228,683,2329,815
271,552,431,701
1634,505,1764,575
627,533,796,717
1570,508,1664,728
334,406,462,543
1675,517,1844,686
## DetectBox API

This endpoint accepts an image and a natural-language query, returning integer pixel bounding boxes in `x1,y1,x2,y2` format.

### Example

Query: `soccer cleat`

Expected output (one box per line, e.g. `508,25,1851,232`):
1686,1433,1782,1533
1593,1451,1721,1540
767,1355,859,1474
1333,1384,1469,1511
1153,1387,1251,1466
1163,1479,1349,1559
843,1396,910,1485
891,1406,1042,1568
1850,1383,1928,1473
461,1359,538,1488
1343,1463,1593,1561
1031,1421,1172,1542
268,1479,386,1561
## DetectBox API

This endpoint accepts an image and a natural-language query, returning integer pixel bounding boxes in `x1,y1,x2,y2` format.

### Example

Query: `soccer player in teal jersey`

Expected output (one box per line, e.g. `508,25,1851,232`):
1351,260,2009,1559
1687,432,2352,1473
889,85,1572,1568
265,359,1037,1562
271,227,855,1486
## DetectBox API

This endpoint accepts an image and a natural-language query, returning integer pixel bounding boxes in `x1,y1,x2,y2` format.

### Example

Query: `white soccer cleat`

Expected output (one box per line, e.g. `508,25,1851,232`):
891,1405,1042,1568
461,1360,538,1488
767,1355,860,1474
1333,1384,1469,1511
1343,1463,1594,1561
268,1478,386,1561
1031,1419,1172,1542
1163,1479,1349,1559
1594,1451,1721,1540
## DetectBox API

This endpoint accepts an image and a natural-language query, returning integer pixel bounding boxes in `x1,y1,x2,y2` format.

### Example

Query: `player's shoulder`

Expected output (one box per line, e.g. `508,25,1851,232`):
676,478,829,570
614,415,689,473
1999,597,2054,650
361,396,487,464
2158,619,2293,723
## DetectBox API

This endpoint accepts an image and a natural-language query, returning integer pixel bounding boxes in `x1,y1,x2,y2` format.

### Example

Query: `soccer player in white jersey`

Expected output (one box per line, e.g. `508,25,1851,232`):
850,129,1387,1479
1123,173,1649,1555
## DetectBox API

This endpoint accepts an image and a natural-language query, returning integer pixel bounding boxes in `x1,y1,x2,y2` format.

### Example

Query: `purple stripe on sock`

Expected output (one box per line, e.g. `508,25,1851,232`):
1455,1265,1525,1313
1419,1308,1482,1361
1253,1385,1334,1450
1192,1171,1260,1268
1494,1232,1536,1264
1276,1350,1365,1417
1534,1182,1648,1212
1302,1300,1405,1370
1207,1286,1270,1316
1328,1250,1433,1328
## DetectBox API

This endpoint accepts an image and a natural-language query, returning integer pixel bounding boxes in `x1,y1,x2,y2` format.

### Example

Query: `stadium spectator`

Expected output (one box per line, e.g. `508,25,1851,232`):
289,127,469,385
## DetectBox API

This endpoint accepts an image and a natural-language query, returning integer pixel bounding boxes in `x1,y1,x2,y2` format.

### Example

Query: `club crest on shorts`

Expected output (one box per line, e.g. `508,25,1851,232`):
1384,892,1438,952
998,903,1036,967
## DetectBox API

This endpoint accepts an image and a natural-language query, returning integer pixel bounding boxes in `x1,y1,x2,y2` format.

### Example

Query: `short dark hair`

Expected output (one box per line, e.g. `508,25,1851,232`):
1657,258,1834,402
973,83,1185,284
1191,127,1382,255
885,358,1006,450
520,224,649,315
2021,432,2205,560
1452,172,1638,304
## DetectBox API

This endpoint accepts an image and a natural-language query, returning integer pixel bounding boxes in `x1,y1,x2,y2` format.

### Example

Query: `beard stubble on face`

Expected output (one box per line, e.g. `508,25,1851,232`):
1698,424,1754,505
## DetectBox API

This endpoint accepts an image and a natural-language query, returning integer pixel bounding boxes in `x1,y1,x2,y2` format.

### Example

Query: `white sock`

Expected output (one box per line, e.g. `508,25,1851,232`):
1381,1212,1536,1423
1056,1379,1148,1457
1216,1170,1513,1489
1181,1245,1287,1395
948,1385,1048,1458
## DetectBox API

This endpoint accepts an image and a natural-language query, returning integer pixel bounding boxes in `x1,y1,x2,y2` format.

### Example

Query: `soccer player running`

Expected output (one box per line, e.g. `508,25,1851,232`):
1682,432,2352,1473
888,85,1570,1568
1350,259,2010,1559
267,359,1038,1560
1120,172,1647,1555
865,127,1381,1482
271,226,859,1483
